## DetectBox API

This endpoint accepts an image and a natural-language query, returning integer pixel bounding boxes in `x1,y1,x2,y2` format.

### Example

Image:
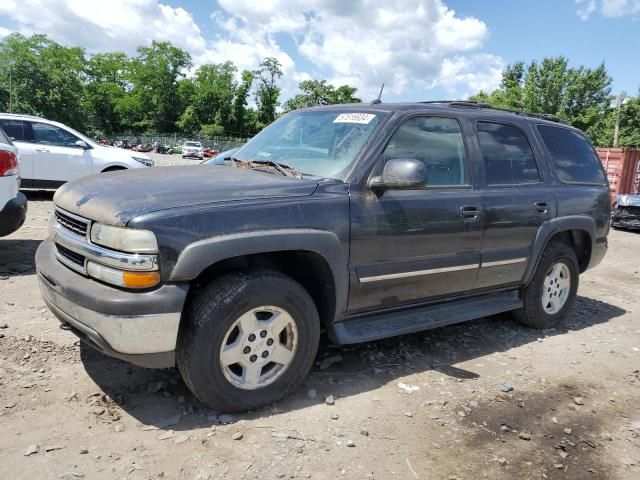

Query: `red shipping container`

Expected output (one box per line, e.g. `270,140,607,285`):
597,148,640,205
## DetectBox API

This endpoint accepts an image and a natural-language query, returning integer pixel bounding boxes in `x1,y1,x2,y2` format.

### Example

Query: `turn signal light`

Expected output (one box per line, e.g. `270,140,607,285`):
123,271,161,289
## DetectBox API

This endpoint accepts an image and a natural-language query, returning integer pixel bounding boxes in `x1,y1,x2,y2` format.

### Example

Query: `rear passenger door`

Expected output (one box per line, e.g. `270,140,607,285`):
472,120,555,289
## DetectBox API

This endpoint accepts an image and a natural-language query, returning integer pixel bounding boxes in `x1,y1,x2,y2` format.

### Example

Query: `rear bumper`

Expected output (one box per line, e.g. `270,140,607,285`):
36,239,188,368
0,192,27,237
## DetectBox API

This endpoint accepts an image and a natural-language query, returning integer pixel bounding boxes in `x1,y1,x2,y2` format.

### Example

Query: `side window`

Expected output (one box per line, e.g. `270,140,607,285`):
0,119,25,141
477,122,541,185
383,116,469,186
537,125,606,184
31,122,79,147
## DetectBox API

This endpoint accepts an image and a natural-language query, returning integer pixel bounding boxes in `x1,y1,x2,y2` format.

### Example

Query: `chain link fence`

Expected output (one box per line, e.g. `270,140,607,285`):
108,133,248,152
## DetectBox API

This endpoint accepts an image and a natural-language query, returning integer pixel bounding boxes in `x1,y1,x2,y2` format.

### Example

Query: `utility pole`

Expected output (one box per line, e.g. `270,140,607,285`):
612,94,629,147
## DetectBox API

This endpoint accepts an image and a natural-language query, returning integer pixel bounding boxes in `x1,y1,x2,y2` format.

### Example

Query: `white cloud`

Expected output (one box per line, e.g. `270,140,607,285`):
0,0,503,99
0,0,206,55
576,0,597,20
0,26,11,38
576,0,640,19
214,0,500,99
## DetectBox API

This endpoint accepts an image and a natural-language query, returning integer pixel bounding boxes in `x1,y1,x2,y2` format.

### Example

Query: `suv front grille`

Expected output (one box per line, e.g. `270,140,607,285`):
56,244,86,269
55,209,89,237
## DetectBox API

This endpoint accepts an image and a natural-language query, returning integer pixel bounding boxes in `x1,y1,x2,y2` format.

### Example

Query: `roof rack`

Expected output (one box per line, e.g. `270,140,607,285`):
418,100,567,124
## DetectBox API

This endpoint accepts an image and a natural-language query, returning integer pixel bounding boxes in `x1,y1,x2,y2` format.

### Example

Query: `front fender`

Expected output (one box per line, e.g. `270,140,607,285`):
170,229,348,322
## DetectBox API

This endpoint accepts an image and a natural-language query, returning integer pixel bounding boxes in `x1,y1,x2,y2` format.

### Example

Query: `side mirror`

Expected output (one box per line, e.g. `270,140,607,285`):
75,140,90,149
369,159,427,190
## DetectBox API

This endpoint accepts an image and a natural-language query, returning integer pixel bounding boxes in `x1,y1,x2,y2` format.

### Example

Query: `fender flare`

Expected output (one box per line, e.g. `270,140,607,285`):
170,229,348,322
523,215,596,285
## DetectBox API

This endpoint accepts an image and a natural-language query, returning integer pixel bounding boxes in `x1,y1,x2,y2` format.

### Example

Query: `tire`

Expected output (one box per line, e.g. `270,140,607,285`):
177,270,320,412
512,242,579,329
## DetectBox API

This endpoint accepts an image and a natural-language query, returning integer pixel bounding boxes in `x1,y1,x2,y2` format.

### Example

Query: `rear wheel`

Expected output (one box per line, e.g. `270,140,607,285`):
177,270,320,412
512,242,579,329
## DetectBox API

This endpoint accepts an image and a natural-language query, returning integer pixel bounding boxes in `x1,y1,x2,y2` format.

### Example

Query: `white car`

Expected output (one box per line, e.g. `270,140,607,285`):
0,113,154,189
182,141,204,159
0,127,27,237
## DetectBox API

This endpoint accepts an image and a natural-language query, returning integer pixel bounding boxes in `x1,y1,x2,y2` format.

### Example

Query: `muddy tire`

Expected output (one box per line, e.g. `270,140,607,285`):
512,242,579,329
176,270,320,412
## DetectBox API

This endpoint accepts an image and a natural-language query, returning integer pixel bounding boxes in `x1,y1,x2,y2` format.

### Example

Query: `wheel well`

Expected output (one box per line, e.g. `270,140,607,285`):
187,251,336,328
101,166,127,173
547,229,591,273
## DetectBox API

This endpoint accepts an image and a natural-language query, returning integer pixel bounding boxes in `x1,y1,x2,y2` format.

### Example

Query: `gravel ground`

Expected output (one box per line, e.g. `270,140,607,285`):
0,179,639,479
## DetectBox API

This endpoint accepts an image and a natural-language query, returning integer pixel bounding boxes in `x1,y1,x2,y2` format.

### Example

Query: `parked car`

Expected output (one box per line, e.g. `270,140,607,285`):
0,113,153,189
182,141,204,159
0,127,27,236
36,101,610,412
201,148,237,165
611,194,640,230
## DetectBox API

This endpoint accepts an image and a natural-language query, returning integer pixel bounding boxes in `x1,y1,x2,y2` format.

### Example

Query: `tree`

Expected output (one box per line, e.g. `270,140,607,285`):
232,70,255,135
255,57,283,127
470,56,613,145
282,80,361,111
125,41,192,132
0,33,86,129
83,52,129,134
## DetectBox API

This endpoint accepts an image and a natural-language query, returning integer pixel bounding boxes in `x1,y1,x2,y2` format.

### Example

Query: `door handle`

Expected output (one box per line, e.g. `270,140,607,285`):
460,205,481,221
35,147,50,153
535,201,549,214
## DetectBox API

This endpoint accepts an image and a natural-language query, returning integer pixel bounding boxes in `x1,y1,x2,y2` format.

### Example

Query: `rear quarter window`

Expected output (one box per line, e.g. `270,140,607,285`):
537,125,606,184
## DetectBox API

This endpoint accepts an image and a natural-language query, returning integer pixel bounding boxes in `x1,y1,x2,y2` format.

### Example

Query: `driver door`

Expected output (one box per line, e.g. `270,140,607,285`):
348,115,483,314
26,121,93,188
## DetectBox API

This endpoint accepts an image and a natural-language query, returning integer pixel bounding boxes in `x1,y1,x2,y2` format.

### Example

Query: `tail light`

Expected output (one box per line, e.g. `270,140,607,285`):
0,150,18,176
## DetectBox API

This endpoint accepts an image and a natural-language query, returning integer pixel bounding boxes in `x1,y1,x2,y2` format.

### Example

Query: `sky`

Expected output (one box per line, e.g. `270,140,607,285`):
0,0,639,103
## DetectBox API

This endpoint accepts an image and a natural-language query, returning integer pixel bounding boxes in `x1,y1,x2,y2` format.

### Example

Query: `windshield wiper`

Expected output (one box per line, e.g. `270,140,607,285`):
230,156,302,179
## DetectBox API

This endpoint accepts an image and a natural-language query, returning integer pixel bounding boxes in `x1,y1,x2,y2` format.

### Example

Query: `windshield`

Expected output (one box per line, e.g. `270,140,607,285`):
185,142,201,147
234,110,386,180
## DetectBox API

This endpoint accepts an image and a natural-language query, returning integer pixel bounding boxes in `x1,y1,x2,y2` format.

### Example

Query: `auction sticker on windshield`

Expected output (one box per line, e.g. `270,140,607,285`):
333,113,376,124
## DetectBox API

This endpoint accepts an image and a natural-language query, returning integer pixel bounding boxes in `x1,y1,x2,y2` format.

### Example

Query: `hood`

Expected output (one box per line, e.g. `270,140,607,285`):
54,165,319,226
94,144,150,160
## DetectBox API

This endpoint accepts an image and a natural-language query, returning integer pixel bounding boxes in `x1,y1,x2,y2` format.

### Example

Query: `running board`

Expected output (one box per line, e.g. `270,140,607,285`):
331,291,522,344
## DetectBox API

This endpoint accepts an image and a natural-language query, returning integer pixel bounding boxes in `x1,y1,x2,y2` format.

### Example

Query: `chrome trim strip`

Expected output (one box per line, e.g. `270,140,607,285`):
39,277,179,354
55,207,91,238
359,263,479,283
52,221,158,272
481,257,528,268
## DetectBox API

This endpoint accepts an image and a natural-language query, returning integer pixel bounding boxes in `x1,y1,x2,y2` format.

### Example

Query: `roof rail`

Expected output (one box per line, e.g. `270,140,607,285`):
0,112,43,120
417,100,567,124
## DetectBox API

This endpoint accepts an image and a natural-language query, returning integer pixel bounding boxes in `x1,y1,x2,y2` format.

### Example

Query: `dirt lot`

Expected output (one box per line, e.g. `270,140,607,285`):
1,171,639,479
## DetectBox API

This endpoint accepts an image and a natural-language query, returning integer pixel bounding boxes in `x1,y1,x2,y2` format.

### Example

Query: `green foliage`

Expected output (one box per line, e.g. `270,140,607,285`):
0,33,363,139
282,80,361,111
255,57,283,127
468,56,640,147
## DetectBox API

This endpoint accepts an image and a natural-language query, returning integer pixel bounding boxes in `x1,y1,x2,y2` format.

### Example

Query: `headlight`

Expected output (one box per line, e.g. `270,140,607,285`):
132,156,154,167
91,223,158,253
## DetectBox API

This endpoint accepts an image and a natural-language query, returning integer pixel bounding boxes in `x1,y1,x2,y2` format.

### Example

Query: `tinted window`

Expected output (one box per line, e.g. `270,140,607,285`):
477,122,541,185
0,119,25,141
537,125,606,184
31,122,80,147
383,116,468,186
0,127,13,146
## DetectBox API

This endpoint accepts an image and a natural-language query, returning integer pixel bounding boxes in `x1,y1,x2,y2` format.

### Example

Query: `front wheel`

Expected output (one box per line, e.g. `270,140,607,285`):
177,271,320,412
512,242,579,329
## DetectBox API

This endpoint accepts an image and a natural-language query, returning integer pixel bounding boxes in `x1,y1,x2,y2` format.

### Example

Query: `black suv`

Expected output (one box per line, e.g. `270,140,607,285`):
36,102,610,412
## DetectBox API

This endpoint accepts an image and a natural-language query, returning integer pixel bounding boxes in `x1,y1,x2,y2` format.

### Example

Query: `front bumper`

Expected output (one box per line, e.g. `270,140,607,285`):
36,239,188,368
183,151,203,158
0,192,27,237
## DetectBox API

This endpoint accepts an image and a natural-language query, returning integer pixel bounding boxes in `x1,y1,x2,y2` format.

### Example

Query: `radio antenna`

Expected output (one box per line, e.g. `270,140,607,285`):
371,83,385,104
